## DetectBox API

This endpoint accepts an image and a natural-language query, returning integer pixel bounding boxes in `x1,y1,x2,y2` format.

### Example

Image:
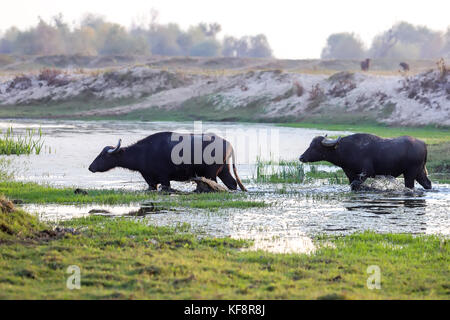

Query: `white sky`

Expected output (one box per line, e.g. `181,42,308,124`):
1,0,449,59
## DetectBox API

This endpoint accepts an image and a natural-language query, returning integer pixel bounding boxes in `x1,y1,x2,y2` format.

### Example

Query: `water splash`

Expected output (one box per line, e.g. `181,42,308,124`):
357,176,424,195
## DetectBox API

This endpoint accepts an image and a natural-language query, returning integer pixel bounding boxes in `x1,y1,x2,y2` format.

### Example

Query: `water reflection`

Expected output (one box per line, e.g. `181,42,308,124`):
345,197,427,214
243,235,316,254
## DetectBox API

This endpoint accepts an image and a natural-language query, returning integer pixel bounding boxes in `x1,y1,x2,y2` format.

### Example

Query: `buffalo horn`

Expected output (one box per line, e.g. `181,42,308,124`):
321,136,341,148
107,139,122,153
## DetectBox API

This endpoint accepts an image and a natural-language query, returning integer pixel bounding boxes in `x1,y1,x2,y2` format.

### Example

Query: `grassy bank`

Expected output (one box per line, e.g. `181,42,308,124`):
0,96,141,119
0,196,47,241
280,122,450,144
0,180,266,209
0,211,448,299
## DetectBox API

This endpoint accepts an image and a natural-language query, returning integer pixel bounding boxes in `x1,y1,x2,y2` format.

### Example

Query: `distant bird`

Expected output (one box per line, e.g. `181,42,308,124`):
361,58,370,71
399,62,410,72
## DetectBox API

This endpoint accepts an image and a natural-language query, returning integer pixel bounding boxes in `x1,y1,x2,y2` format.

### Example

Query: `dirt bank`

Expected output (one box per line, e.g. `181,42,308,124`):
0,59,448,126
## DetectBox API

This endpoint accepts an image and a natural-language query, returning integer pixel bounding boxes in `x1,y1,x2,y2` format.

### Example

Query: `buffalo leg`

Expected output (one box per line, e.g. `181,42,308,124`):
218,165,237,190
142,175,158,191
159,177,172,192
344,170,356,184
351,173,372,191
404,174,415,189
344,170,364,191
416,169,432,189
204,170,218,182
350,180,363,191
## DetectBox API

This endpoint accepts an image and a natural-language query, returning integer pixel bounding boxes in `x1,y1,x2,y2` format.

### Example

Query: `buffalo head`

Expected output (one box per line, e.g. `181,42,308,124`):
88,139,122,173
299,136,341,163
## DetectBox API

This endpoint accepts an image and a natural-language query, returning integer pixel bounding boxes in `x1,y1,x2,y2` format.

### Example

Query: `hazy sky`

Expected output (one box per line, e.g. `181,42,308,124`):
1,0,449,59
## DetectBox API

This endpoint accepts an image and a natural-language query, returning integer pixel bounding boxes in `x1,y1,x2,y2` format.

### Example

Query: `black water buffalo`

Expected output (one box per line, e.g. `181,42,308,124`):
299,134,432,190
360,58,370,71
399,62,410,72
88,132,247,191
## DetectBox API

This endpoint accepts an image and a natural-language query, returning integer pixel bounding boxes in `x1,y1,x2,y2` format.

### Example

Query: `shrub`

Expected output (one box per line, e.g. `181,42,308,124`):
6,75,32,92
293,80,304,97
308,84,325,101
38,68,69,87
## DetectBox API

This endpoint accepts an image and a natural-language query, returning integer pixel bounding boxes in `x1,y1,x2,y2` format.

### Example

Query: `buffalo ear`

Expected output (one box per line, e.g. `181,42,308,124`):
321,136,341,148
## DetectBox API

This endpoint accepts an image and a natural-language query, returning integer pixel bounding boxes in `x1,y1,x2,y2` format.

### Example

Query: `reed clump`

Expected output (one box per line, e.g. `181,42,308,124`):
254,158,346,184
0,127,44,155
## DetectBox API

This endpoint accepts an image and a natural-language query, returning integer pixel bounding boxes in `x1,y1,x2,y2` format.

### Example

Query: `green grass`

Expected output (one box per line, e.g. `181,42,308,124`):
280,122,450,145
161,192,268,210
0,92,268,122
88,95,270,122
0,197,46,241
0,127,44,155
427,142,450,173
0,180,267,209
0,96,141,119
0,213,447,299
0,181,152,205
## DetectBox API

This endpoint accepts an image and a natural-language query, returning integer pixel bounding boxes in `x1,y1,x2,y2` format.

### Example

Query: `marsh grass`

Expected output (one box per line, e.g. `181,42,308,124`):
159,192,268,210
254,158,305,183
0,181,267,209
254,158,347,184
0,181,151,205
0,127,44,155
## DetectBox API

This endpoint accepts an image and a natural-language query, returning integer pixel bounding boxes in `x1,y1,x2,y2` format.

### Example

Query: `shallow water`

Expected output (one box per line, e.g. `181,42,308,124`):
2,119,449,253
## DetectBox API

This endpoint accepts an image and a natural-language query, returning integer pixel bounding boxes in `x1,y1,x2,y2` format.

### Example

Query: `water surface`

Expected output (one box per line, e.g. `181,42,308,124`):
2,120,449,253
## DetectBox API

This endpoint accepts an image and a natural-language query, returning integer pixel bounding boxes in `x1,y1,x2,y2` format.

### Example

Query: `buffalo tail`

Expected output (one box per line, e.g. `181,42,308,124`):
231,149,247,192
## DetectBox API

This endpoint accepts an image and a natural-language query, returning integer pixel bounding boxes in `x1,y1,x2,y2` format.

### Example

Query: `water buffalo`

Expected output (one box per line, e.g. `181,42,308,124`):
399,62,410,72
361,58,370,71
299,134,432,190
88,132,247,192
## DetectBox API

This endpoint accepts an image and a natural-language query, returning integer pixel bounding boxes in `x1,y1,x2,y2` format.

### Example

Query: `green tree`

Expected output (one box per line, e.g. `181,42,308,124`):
321,32,366,59
369,22,445,59
222,35,272,58
189,39,221,57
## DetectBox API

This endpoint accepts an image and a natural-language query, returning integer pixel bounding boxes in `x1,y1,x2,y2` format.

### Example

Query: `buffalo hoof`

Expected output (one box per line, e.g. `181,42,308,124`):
159,186,178,193
421,181,432,190
350,180,363,191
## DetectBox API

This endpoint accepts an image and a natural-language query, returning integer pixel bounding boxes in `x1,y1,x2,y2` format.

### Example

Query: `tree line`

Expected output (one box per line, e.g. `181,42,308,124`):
0,13,273,58
321,22,450,60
